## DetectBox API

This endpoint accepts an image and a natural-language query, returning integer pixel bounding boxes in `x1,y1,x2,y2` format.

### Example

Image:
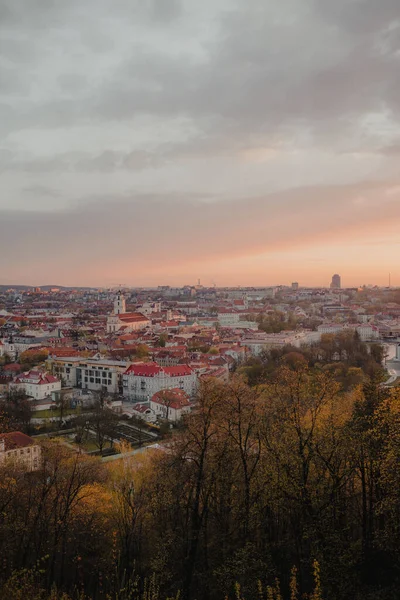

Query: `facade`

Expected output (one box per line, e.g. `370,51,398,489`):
356,324,380,342
317,324,344,335
129,403,157,423
150,388,191,422
123,363,197,402
11,370,61,400
241,332,309,356
218,311,240,327
0,432,41,472
106,292,150,334
137,302,162,316
49,356,129,394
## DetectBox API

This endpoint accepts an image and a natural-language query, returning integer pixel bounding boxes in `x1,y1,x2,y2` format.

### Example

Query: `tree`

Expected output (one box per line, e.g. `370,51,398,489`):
0,389,32,433
88,391,120,454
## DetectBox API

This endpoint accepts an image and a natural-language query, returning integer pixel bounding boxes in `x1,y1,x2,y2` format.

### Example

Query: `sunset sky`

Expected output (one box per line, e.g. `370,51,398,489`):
1,0,400,288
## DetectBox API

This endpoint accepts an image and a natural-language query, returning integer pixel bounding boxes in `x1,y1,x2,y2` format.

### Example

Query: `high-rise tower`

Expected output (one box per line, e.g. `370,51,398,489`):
330,274,341,289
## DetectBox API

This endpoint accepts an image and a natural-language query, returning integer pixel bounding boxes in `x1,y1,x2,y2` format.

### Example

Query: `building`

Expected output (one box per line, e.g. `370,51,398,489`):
107,292,150,334
330,274,341,289
241,332,309,356
292,282,299,291
150,388,191,422
317,324,345,336
217,311,240,327
49,356,129,394
11,370,61,400
0,431,41,472
356,324,380,342
123,363,197,402
129,403,157,423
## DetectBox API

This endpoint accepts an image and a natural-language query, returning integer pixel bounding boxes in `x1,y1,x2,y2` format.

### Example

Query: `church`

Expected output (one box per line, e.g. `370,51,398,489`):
106,292,150,334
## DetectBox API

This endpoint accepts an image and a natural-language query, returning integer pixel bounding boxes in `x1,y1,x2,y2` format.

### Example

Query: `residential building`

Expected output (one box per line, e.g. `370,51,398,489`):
11,370,61,400
0,431,41,472
123,363,197,402
150,388,191,422
217,311,240,327
355,324,380,342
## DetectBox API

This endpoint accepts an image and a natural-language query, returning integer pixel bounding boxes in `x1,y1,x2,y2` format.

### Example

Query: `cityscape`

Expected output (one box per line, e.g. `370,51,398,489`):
2,0,400,598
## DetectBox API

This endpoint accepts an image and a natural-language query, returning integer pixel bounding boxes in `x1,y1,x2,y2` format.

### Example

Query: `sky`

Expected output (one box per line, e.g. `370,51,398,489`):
1,0,400,288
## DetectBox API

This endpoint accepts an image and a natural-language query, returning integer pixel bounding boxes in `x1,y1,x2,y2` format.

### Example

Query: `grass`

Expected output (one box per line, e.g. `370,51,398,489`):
32,408,79,419
74,438,99,452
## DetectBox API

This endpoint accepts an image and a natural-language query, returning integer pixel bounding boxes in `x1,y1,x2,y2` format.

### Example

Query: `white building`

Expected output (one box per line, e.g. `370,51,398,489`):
123,363,197,402
129,403,157,423
137,302,161,316
11,370,61,400
150,388,191,422
49,356,129,394
218,311,240,327
241,332,309,356
107,292,150,334
355,324,380,342
0,432,41,472
317,324,345,335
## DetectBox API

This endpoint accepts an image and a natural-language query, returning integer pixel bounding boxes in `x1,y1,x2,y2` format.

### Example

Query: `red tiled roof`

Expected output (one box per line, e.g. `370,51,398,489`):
0,431,36,451
124,363,162,377
15,371,60,385
117,313,150,323
151,388,191,409
124,363,194,378
164,365,193,377
3,364,22,372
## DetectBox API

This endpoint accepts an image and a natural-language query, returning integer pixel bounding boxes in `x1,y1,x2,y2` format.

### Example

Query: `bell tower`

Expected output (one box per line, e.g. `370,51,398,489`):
114,291,126,315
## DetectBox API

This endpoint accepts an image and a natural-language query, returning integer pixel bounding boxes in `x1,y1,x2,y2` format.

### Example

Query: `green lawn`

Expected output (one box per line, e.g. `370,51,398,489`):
33,408,79,419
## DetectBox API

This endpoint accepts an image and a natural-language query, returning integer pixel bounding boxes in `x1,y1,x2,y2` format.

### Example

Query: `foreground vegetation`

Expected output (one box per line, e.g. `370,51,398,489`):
2,347,400,599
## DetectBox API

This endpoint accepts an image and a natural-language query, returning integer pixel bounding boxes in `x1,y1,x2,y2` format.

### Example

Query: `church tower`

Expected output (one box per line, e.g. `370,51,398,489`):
114,291,126,315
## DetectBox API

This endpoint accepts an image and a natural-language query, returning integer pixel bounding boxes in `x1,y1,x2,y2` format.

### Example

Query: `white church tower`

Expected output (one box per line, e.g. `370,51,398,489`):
114,291,126,315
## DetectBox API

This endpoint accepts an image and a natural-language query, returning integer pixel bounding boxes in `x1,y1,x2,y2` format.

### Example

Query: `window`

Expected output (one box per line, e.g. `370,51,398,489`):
90,377,94,383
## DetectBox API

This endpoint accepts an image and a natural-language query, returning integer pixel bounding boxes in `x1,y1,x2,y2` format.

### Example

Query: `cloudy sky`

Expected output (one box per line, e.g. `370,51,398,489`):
1,0,400,287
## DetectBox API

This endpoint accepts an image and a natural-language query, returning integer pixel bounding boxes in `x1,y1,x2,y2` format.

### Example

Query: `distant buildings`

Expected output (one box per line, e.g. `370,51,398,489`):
292,282,299,291
330,274,341,289
106,292,150,334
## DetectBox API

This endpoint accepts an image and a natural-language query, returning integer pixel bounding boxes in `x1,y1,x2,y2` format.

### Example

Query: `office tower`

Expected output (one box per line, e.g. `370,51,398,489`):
330,274,341,289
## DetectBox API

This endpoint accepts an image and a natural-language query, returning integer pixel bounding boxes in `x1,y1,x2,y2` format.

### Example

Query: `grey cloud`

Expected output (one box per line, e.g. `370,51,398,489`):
314,0,400,35
1,0,399,155
22,184,62,198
